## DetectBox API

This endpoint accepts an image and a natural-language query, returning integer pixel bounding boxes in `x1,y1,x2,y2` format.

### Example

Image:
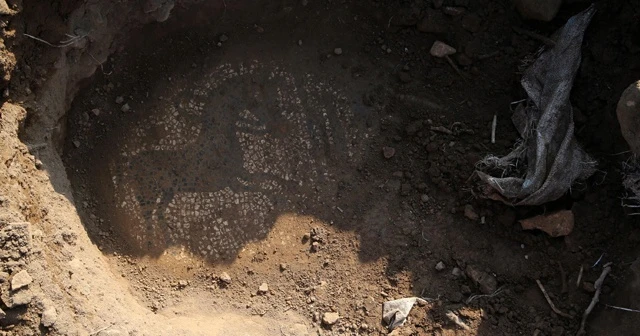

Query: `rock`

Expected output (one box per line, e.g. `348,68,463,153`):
219,34,229,42
176,280,188,289
91,108,101,116
73,140,81,148
617,81,640,155
416,9,447,33
279,263,288,272
451,267,463,277
435,261,446,271
258,283,269,294
519,210,574,237
421,194,430,203
115,96,124,104
121,103,131,112
11,270,32,290
464,204,479,221
382,146,396,159
322,312,340,326
465,265,497,294
334,48,343,55
9,290,33,307
219,272,232,284
0,0,14,15
430,41,456,58
514,0,562,21
311,241,320,252
41,307,57,327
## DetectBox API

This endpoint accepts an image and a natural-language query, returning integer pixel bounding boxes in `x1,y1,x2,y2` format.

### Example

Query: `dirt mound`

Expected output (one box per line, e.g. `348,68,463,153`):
0,0,640,335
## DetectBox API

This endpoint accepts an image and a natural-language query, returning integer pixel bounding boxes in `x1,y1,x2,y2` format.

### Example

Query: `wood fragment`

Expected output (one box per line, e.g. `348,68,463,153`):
491,114,497,144
577,263,612,336
536,280,573,318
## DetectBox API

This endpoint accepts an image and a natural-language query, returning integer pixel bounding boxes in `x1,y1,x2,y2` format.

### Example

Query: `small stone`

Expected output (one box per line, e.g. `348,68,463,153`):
334,48,343,55
617,80,640,155
514,0,561,21
91,108,101,116
258,283,269,294
11,270,32,290
464,204,479,221
35,159,43,169
279,263,288,272
298,40,303,46
121,103,130,112
311,241,320,252
73,140,81,148
382,146,396,159
219,272,232,284
177,280,188,289
430,41,456,58
435,261,446,271
219,34,229,42
466,265,497,294
115,96,124,104
41,307,57,327
9,290,33,307
322,312,340,326
451,267,462,277
421,194,430,203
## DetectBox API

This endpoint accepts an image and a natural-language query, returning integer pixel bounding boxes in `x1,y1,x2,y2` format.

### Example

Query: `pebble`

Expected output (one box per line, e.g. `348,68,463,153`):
121,103,131,112
430,41,456,58
279,263,288,272
465,265,497,294
464,204,479,221
451,267,462,277
11,270,32,290
73,140,81,148
435,261,446,271
322,312,340,326
91,108,101,116
41,307,57,327
258,282,269,294
382,146,396,159
334,48,343,55
219,34,229,42
219,272,232,284
421,194,430,203
115,96,124,104
298,40,303,46
617,80,640,155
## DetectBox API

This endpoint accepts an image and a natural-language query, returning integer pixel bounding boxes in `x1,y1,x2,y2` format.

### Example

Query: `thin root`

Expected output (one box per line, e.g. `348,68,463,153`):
536,280,573,318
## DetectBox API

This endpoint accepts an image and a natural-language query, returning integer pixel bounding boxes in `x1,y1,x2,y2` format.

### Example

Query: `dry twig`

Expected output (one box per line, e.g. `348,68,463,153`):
536,280,573,318
24,33,87,48
577,263,612,336
491,114,497,144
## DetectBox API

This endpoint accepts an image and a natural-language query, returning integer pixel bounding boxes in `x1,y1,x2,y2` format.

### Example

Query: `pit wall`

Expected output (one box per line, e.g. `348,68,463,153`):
0,1,231,334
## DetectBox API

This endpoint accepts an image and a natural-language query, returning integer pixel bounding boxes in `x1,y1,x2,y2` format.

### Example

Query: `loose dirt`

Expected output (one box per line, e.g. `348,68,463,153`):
1,0,640,335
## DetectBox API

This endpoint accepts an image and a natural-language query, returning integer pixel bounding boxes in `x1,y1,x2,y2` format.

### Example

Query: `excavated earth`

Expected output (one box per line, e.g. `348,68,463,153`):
0,0,640,335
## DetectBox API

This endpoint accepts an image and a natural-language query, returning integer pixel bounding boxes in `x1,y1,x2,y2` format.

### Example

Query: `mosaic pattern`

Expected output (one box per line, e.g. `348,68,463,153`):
107,61,365,259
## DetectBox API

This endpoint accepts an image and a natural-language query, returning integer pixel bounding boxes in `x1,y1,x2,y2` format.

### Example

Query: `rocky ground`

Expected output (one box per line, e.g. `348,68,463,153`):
1,0,640,335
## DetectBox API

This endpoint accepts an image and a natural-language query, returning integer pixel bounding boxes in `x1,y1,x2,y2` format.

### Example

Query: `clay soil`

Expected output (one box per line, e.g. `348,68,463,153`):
2,0,640,335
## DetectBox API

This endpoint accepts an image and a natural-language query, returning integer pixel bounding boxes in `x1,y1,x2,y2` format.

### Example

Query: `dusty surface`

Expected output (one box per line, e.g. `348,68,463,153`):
1,0,640,335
